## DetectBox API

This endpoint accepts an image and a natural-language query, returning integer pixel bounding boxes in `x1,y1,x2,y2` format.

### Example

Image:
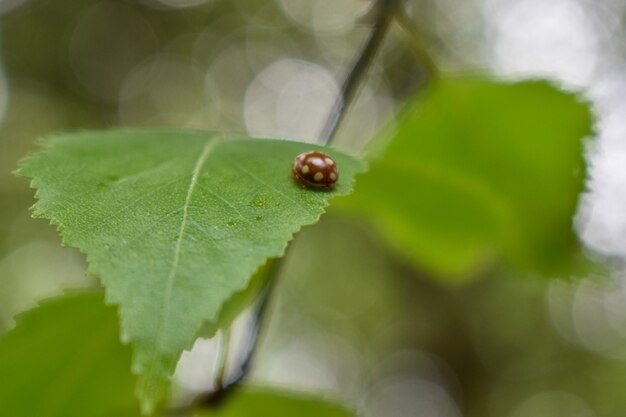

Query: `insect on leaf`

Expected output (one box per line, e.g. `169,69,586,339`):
17,130,365,414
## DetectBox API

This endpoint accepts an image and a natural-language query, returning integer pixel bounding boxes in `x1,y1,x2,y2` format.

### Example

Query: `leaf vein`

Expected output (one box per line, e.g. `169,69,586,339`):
143,137,221,391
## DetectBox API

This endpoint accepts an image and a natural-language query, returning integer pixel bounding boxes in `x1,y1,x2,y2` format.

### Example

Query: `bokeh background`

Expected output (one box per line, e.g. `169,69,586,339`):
2,0,626,416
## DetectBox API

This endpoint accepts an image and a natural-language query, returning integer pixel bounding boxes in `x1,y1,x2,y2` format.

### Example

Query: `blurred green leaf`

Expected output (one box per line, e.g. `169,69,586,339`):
342,77,593,281
17,130,364,414
0,291,138,417
194,388,354,417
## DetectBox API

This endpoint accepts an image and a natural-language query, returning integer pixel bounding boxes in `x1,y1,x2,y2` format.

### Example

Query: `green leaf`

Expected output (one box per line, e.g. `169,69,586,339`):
341,77,593,281
193,387,354,417
199,258,277,338
17,130,364,414
0,292,138,417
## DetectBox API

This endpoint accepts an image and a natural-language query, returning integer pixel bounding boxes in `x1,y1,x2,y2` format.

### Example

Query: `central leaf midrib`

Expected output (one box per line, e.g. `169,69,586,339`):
143,137,221,393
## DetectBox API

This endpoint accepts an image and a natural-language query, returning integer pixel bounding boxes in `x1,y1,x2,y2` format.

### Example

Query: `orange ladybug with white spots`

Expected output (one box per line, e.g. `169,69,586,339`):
292,150,338,189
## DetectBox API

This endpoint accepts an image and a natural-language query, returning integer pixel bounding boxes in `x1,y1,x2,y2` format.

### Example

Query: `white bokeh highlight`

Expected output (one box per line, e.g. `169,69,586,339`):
244,58,339,141
364,377,462,417
486,0,598,87
509,391,596,417
278,0,373,35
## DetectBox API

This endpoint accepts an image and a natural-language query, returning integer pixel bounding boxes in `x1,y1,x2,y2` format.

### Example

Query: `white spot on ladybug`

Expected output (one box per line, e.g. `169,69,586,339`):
314,172,324,182
309,157,325,168
325,158,334,165
329,172,337,181
301,165,310,174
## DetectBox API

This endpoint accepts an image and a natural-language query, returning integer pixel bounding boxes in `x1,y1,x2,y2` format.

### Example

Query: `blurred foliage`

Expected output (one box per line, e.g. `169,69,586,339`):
0,291,138,417
341,77,593,281
268,215,626,417
193,388,354,417
0,290,356,417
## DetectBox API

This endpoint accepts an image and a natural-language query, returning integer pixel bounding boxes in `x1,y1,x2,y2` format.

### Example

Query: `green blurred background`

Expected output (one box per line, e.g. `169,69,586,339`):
3,0,626,416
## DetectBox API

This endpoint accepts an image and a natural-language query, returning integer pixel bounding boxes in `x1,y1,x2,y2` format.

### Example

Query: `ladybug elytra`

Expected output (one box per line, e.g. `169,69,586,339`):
292,150,338,189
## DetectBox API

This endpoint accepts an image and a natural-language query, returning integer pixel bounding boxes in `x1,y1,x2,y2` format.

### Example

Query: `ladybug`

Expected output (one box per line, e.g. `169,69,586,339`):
292,150,338,189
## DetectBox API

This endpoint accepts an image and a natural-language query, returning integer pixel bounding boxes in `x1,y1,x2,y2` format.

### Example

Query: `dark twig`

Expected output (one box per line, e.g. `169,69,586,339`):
392,4,438,81
213,328,231,392
204,258,282,404
217,0,400,394
183,258,284,412
319,0,399,145
168,2,399,415
205,0,399,402
224,262,279,387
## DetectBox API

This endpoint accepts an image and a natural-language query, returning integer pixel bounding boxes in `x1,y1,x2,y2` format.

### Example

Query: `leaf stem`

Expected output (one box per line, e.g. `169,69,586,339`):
221,0,401,394
214,328,231,392
189,258,284,411
319,0,398,145
174,2,401,413
216,257,282,391
392,4,438,81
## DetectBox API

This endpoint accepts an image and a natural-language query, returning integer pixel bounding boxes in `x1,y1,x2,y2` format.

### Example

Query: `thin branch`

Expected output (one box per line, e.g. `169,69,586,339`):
215,1,400,394
206,1,400,401
190,257,284,410
212,257,282,393
213,328,231,392
392,4,438,81
319,0,398,145
167,3,399,415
